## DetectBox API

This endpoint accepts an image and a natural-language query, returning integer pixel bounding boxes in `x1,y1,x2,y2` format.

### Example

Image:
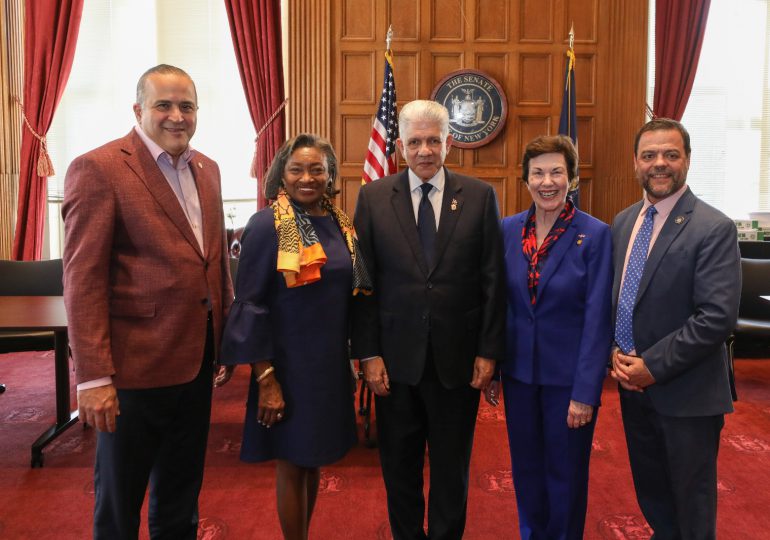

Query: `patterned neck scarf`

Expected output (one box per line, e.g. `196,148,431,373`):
272,190,373,295
521,199,576,305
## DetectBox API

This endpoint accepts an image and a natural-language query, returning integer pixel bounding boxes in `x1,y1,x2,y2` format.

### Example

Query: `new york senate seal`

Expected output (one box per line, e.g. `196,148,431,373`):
430,69,508,149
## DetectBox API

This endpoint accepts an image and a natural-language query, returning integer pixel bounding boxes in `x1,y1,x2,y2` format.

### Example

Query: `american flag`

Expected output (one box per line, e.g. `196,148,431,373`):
362,49,398,183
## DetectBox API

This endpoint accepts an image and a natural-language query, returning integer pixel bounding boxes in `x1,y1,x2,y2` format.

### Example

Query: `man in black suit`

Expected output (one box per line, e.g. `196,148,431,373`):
351,99,505,540
611,118,741,540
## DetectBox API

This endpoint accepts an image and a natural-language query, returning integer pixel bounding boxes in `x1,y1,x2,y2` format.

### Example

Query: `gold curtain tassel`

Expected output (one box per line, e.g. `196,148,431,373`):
37,145,55,177
13,95,56,178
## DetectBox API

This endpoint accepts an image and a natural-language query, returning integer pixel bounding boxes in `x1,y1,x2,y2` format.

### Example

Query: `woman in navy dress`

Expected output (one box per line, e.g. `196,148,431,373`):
486,135,612,539
219,134,371,539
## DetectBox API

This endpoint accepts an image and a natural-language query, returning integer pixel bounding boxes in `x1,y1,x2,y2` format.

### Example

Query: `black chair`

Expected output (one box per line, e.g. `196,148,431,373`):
227,227,244,259
0,259,64,296
228,257,239,289
726,334,738,401
357,375,376,447
732,258,770,363
0,259,64,394
739,241,770,260
735,258,770,340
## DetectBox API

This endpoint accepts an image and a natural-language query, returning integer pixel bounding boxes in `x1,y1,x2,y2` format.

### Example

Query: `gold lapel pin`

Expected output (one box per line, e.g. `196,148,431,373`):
674,216,684,224
577,233,586,245
451,199,458,211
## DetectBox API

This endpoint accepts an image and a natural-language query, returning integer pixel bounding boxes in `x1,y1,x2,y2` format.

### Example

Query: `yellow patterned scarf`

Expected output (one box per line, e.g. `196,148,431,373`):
272,190,372,295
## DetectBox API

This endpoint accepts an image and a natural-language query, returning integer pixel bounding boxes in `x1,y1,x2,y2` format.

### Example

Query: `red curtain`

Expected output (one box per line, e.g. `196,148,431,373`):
13,0,83,260
224,0,286,210
653,0,711,120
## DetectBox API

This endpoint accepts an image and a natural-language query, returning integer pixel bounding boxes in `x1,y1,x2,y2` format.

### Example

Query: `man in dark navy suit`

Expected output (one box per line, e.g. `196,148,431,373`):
351,99,505,540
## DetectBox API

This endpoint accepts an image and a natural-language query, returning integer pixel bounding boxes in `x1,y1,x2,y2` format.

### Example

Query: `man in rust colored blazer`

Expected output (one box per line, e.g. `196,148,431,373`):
62,64,232,540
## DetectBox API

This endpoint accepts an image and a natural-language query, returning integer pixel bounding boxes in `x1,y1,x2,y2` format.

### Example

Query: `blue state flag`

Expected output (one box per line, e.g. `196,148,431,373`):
558,45,579,207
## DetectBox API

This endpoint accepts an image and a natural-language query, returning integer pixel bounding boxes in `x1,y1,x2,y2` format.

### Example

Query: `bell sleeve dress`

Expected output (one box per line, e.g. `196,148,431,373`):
220,207,357,467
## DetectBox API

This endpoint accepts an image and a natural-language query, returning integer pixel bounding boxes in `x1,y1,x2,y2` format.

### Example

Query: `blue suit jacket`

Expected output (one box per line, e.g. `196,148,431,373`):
611,187,740,416
501,208,613,406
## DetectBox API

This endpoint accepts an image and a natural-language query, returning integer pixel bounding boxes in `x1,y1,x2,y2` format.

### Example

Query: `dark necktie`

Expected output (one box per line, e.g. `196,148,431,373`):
615,205,657,353
417,183,436,267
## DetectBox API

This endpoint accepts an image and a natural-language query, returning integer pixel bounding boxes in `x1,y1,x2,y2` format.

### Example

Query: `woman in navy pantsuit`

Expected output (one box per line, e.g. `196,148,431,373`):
486,135,612,539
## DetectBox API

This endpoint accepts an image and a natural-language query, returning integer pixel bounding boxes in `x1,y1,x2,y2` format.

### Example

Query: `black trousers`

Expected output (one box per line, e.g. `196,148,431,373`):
620,388,724,540
93,320,214,540
376,354,480,540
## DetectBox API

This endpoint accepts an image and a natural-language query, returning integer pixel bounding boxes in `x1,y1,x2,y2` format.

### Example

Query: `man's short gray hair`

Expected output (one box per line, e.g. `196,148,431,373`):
398,100,450,140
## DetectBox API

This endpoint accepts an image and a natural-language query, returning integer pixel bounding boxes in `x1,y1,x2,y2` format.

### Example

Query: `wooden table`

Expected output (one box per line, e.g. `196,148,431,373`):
0,296,78,467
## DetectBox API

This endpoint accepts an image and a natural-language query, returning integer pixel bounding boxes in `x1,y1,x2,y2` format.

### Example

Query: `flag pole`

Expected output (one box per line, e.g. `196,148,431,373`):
361,25,399,184
559,23,579,206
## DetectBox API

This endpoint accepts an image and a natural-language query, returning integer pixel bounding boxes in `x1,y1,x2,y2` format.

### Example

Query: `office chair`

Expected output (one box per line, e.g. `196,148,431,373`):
0,259,64,394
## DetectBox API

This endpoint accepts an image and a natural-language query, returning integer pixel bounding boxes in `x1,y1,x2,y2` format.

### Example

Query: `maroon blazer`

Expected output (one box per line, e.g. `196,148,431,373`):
62,130,233,389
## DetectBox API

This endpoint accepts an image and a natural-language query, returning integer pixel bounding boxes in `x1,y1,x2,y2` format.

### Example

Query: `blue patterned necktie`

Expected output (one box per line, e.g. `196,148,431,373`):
615,205,657,354
417,183,436,267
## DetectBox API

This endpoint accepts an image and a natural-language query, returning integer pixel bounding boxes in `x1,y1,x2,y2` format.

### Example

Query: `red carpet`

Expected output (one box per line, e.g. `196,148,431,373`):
1,351,770,539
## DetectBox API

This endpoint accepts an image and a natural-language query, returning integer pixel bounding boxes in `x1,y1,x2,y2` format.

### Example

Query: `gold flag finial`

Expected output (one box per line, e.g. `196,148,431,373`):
386,24,393,50
569,22,575,50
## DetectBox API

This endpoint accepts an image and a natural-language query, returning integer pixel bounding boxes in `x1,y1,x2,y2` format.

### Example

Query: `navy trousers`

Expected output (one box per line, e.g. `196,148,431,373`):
502,377,597,540
93,320,214,540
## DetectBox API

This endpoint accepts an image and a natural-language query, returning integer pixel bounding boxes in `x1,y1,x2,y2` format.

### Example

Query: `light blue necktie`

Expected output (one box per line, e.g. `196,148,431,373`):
615,205,657,354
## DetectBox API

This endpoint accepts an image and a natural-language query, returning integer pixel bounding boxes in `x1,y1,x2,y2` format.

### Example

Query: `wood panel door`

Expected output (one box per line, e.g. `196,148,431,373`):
287,0,648,223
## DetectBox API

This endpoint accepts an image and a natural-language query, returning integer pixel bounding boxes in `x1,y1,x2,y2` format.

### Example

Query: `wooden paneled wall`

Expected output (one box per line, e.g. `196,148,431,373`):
0,0,23,259
287,0,648,222
286,0,332,137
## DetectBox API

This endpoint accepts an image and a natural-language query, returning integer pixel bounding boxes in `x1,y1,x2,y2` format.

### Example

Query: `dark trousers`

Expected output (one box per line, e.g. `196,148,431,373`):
93,321,214,540
375,356,480,540
620,388,724,540
502,378,597,540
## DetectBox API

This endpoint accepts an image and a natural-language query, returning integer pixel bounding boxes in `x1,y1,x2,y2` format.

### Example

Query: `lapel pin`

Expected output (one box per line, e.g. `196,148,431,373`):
674,215,684,224
577,233,585,245
451,199,458,211
197,162,203,169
